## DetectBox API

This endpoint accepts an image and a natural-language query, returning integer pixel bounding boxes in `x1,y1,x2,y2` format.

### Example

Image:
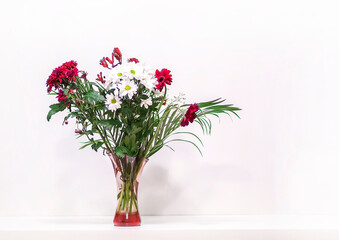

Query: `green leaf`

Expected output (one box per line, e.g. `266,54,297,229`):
84,90,105,103
171,131,204,147
139,94,149,100
165,139,203,156
98,119,122,129
126,124,142,135
79,142,92,150
47,102,67,121
121,107,132,118
91,141,104,151
123,134,138,152
63,89,70,95
115,146,134,157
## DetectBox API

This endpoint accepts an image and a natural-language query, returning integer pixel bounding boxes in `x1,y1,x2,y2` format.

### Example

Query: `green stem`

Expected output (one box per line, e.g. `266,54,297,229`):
116,178,139,214
144,87,167,157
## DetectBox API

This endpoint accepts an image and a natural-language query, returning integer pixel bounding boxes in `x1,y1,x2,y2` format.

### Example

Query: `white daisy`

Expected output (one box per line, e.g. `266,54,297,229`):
139,72,157,90
140,97,152,109
105,73,121,90
105,91,122,112
142,65,156,76
125,62,143,79
119,79,138,99
110,64,128,80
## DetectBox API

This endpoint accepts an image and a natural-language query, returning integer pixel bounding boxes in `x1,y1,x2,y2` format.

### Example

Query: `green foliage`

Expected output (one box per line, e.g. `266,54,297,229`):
84,90,105,103
98,119,122,129
47,102,67,121
46,72,241,159
115,146,134,157
195,98,241,135
91,141,104,151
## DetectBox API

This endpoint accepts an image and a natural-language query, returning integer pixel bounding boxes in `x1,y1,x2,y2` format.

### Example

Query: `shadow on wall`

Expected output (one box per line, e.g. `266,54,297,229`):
139,164,182,215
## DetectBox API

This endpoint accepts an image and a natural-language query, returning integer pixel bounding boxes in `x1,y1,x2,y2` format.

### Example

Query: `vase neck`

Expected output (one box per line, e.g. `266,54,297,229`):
107,152,148,183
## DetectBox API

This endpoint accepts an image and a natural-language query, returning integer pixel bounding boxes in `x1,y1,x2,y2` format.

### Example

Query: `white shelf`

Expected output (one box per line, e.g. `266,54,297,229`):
1,215,339,240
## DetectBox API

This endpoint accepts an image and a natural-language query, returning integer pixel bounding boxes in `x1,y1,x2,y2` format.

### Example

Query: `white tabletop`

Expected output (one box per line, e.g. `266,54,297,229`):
1,215,339,240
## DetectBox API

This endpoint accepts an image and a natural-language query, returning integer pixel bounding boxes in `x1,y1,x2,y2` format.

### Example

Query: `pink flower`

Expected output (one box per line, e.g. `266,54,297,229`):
155,68,172,92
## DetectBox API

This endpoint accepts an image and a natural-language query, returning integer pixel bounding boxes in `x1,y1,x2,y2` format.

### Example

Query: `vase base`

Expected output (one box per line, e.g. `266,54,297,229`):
114,212,141,227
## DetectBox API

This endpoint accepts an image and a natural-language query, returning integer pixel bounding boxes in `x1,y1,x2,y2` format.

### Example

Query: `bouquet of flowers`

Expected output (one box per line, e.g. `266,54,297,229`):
46,48,240,226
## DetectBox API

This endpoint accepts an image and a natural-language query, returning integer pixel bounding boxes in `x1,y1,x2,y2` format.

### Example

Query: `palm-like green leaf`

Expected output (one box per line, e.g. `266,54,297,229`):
145,98,240,158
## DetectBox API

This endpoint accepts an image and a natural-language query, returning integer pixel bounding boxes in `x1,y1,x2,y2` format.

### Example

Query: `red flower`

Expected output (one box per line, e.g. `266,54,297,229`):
81,72,87,79
113,48,122,63
66,69,77,80
57,90,68,103
106,56,114,65
96,72,105,83
181,103,199,127
155,68,172,92
128,58,139,63
63,60,77,70
46,60,78,92
64,61,78,82
100,58,109,68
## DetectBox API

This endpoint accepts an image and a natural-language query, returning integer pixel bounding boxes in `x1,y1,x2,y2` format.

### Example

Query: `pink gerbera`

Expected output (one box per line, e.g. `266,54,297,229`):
155,68,172,92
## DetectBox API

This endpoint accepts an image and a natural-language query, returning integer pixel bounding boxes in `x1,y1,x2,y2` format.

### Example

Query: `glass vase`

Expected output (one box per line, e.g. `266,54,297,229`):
108,152,148,227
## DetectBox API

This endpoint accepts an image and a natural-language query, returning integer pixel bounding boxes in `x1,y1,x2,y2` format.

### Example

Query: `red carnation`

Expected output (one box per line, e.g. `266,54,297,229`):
155,68,172,92
181,103,199,127
63,60,77,70
57,90,68,103
66,69,77,80
46,60,78,92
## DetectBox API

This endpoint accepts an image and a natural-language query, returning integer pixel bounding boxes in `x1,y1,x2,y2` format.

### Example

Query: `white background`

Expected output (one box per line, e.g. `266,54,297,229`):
0,0,338,217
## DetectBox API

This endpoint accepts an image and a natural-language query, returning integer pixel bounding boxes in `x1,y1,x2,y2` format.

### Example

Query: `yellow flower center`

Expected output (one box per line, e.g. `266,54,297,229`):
130,70,135,75
117,73,123,77
111,98,117,104
125,85,131,91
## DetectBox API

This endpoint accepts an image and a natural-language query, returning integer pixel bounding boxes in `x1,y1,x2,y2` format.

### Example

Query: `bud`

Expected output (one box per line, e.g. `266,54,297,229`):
81,72,87,79
113,48,122,63
128,58,139,63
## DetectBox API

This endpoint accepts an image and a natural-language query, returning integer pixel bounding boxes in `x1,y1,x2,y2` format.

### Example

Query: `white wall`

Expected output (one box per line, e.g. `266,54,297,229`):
0,0,338,216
